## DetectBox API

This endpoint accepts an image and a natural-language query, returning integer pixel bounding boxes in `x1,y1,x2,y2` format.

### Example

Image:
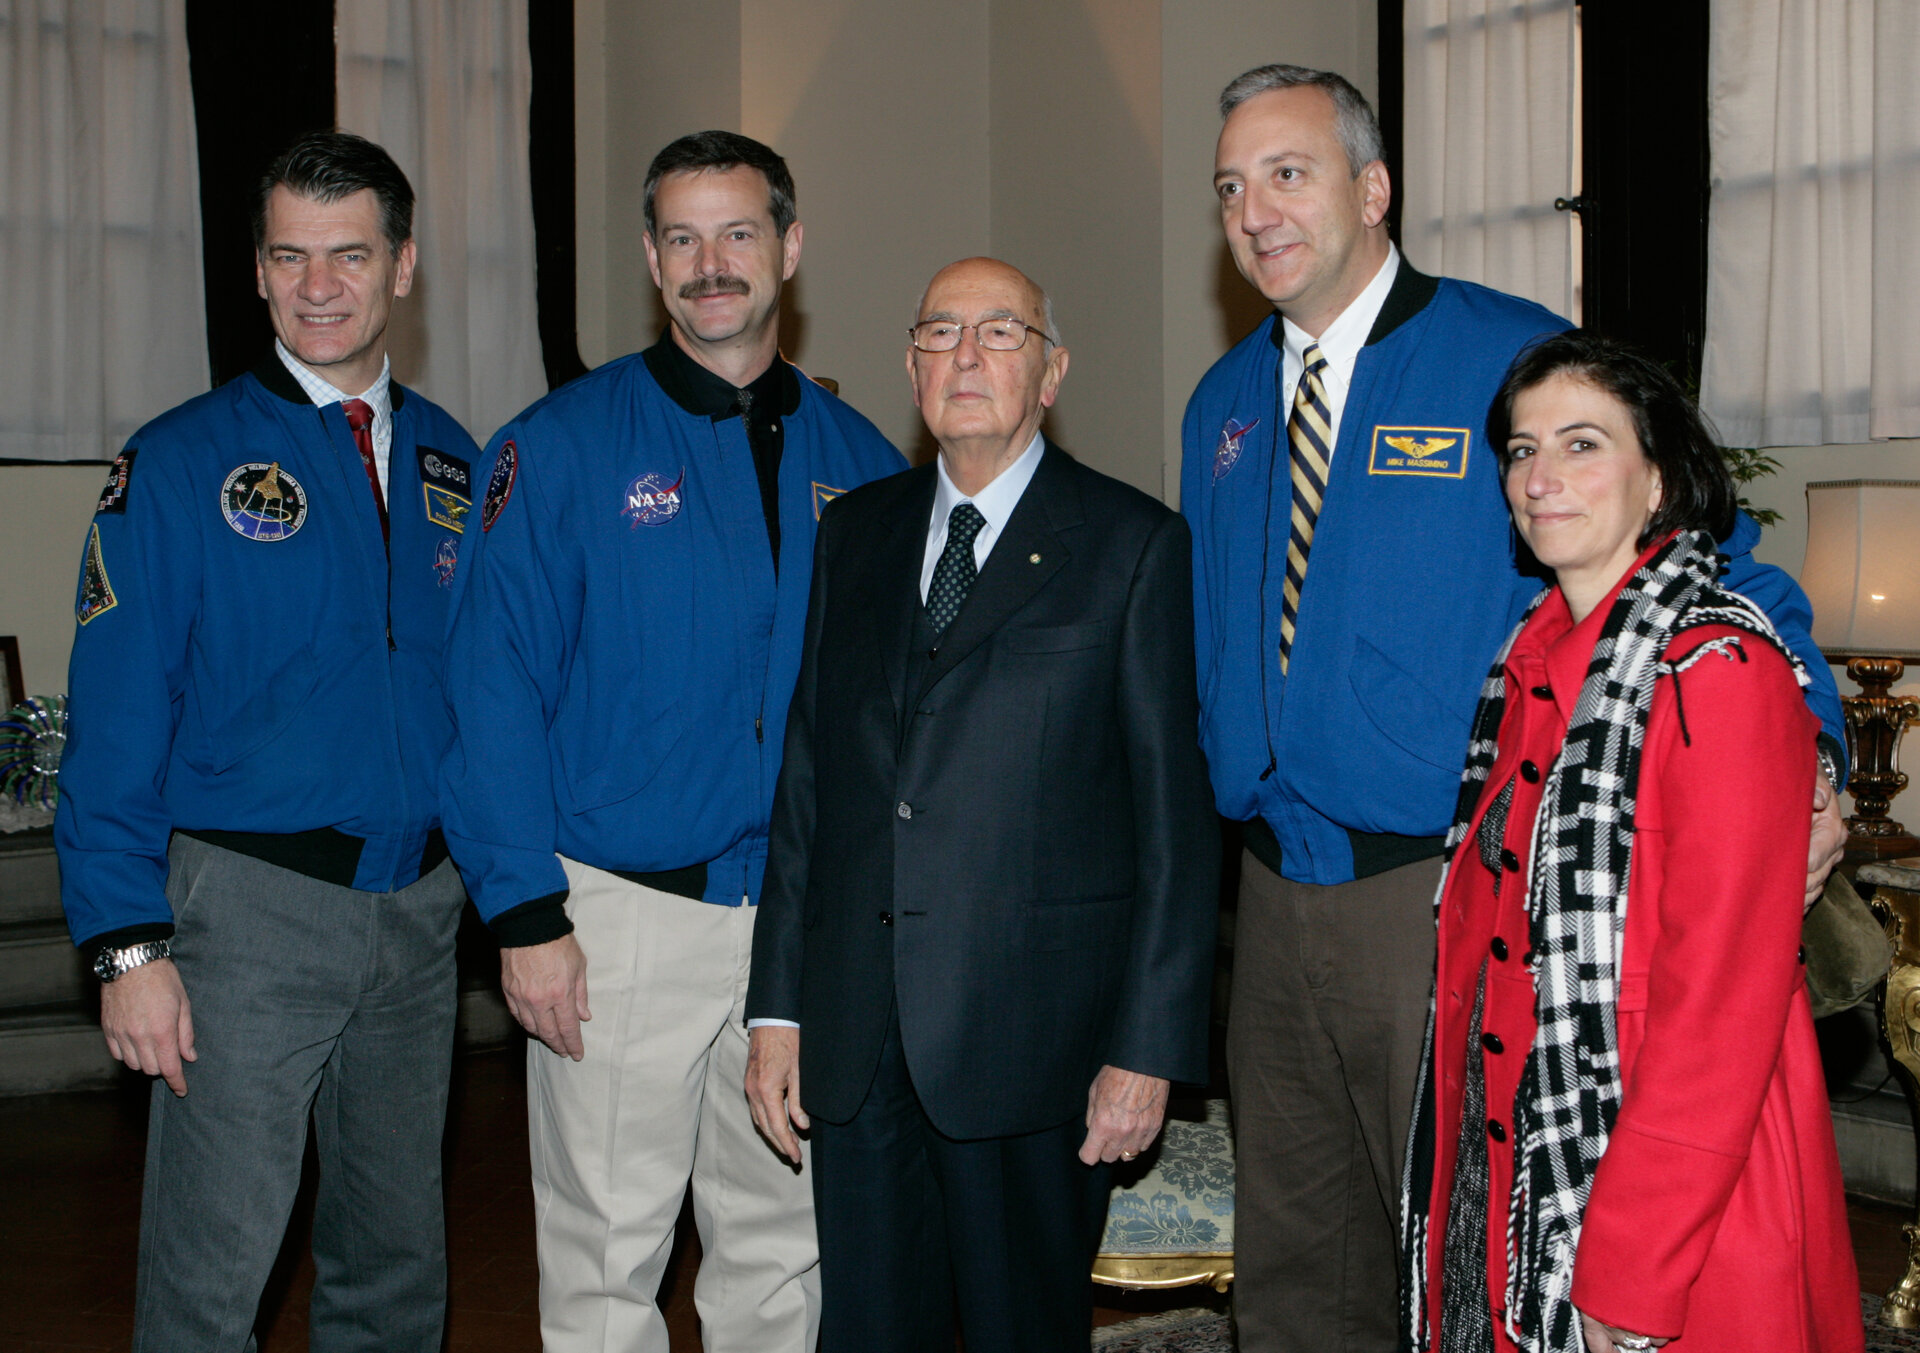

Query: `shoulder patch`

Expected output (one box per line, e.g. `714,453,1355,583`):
221,462,308,541
76,524,117,625
481,440,518,532
812,482,845,519
95,449,137,515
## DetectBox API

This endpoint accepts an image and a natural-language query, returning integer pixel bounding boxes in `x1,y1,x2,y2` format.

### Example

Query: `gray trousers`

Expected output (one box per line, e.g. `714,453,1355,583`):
1226,849,1441,1353
132,834,465,1353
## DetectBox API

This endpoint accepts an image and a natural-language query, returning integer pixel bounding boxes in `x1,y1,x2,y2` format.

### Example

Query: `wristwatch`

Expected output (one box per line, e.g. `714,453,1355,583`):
92,939,172,984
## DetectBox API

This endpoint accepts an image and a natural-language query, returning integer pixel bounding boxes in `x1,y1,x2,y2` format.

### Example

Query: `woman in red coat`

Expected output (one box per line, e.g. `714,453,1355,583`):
1399,333,1861,1353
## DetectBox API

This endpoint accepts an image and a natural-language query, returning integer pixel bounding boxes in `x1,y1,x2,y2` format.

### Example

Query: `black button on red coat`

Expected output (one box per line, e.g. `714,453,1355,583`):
1491,937,1510,961
1488,1119,1507,1142
1521,760,1541,783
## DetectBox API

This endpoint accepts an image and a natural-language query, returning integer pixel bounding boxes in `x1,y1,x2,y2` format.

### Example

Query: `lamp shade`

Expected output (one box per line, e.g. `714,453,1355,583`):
1801,480,1920,659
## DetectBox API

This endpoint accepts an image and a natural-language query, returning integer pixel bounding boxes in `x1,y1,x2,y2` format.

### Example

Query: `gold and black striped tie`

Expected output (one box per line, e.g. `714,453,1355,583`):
1279,342,1332,675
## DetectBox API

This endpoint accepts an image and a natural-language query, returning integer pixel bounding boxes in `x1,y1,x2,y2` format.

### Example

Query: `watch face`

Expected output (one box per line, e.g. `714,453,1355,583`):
92,950,118,981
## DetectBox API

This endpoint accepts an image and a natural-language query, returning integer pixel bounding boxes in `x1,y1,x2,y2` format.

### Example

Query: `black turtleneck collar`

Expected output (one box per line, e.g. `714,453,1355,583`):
643,330,800,421
642,329,800,573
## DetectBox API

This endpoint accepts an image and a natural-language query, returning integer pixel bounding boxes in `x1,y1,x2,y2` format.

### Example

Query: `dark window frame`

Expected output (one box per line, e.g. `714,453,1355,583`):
186,0,583,392
1379,0,1712,382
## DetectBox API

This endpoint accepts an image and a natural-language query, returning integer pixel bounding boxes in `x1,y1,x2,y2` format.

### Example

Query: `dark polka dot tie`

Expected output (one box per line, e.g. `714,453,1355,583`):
927,501,987,633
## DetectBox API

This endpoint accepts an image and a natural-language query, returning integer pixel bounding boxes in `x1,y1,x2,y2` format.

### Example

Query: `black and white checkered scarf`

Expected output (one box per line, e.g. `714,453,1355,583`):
1398,529,1809,1353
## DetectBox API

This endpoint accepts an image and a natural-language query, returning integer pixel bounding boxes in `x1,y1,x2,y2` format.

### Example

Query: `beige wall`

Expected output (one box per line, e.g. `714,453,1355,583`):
988,0,1164,491
572,0,1376,490
1159,0,1377,506
0,466,110,699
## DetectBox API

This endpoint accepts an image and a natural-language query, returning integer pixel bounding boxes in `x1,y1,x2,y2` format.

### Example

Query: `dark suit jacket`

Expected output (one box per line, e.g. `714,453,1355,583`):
746,441,1219,1140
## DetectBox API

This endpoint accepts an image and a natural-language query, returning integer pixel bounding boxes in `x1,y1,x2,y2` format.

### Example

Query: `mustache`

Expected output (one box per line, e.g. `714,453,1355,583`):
679,276,750,299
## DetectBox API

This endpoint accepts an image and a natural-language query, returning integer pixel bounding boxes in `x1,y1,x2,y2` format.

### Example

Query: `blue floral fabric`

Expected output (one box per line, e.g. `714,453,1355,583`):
1101,1099,1235,1256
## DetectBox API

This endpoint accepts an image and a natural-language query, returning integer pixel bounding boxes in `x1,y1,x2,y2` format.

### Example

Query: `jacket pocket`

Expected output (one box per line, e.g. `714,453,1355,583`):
182,645,320,775
557,698,686,814
1349,635,1474,773
1003,620,1112,654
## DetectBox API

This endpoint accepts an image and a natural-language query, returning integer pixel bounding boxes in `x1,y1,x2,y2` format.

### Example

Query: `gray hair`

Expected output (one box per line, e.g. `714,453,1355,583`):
1218,64,1385,178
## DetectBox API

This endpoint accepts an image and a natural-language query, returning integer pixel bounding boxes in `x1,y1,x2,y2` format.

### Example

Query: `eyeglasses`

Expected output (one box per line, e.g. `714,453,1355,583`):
908,319,1055,353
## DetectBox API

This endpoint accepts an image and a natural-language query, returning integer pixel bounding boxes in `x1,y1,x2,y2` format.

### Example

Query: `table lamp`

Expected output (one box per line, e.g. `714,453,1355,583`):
1801,480,1920,859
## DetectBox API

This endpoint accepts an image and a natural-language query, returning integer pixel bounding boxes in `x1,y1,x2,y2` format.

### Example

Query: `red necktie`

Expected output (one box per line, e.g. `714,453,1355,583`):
343,398,388,543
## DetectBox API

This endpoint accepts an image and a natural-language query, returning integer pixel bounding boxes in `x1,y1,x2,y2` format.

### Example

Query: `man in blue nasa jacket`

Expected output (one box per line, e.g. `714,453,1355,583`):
1184,67,1849,1352
55,133,478,1350
442,132,903,1349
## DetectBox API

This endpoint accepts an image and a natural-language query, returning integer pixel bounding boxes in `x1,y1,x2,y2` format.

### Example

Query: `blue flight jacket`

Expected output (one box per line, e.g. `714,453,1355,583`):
1182,267,1845,887
56,357,482,949
441,352,905,933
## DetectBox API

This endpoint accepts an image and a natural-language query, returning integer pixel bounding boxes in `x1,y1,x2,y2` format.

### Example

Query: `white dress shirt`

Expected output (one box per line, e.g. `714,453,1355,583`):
1277,244,1400,460
919,430,1046,603
276,340,395,497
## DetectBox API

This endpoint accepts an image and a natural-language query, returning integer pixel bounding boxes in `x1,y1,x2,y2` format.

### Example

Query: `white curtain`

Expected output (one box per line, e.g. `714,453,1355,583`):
0,0,207,461
336,0,545,442
1400,0,1579,321
1702,0,1920,447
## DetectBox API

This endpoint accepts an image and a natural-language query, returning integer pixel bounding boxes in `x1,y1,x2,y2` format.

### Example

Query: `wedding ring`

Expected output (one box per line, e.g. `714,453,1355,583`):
1613,1338,1654,1352
1120,1150,1138,1161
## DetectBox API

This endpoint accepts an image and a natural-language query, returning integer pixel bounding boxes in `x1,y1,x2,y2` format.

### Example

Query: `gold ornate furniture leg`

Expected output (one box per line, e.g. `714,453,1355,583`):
1859,862,1920,1326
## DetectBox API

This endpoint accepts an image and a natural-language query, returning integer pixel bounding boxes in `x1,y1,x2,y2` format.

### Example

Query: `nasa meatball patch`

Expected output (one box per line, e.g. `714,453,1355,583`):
1214,417,1258,483
622,469,685,528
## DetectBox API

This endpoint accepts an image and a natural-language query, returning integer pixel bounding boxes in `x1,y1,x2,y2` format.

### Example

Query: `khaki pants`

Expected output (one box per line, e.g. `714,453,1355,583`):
1226,849,1442,1353
529,860,819,1352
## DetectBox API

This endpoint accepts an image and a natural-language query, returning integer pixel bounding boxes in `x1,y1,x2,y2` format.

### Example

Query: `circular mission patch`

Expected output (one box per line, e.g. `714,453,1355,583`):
221,462,308,541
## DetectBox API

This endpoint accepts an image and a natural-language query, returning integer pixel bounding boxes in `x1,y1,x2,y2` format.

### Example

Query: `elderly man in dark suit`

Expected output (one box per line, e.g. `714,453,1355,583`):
744,256,1219,1352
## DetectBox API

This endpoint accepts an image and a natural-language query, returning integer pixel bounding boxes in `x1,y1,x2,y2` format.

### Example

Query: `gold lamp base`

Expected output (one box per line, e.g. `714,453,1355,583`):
1840,657,1920,860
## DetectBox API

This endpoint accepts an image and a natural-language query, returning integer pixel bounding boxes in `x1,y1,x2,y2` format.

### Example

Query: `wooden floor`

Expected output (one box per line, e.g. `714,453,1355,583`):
2,1045,1902,1350
0,1045,1223,1351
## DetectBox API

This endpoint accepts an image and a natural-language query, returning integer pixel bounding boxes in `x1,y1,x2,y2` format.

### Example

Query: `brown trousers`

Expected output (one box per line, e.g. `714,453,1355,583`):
1226,849,1442,1353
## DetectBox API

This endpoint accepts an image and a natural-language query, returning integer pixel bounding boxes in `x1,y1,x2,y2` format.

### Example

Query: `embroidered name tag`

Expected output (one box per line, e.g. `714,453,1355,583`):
1367,426,1470,479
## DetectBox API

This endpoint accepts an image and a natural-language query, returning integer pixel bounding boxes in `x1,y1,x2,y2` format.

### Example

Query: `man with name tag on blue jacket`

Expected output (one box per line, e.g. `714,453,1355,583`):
442,131,902,1351
1184,65,1851,1352
55,132,479,1351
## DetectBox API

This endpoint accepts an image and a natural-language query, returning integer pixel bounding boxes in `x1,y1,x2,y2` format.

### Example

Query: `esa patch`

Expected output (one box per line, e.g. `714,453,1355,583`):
221,462,308,540
481,440,517,532
76,524,117,624
434,536,459,588
812,482,845,519
95,449,137,515
1367,426,1470,479
622,468,685,528
417,447,472,532
1214,417,1259,483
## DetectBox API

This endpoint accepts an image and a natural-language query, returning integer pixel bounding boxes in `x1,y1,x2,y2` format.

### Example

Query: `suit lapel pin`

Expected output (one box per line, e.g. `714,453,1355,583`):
1030,553,1041,564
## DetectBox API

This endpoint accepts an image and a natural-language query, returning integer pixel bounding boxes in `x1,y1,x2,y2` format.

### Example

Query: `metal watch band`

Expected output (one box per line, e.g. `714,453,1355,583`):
93,939,172,984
